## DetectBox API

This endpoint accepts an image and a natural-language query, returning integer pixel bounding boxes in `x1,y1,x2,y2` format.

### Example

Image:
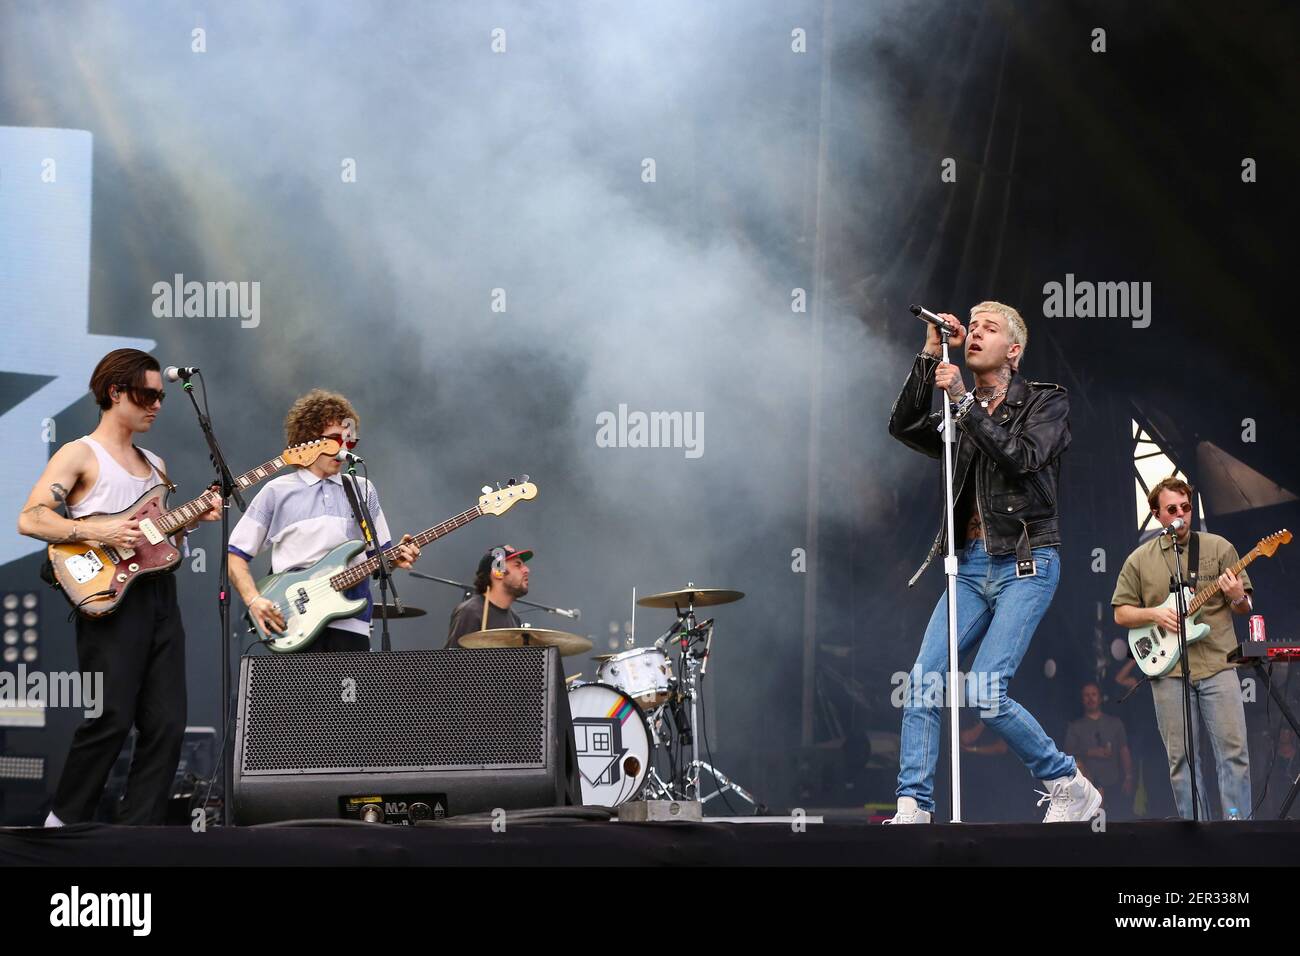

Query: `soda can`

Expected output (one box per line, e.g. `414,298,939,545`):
1248,615,1266,642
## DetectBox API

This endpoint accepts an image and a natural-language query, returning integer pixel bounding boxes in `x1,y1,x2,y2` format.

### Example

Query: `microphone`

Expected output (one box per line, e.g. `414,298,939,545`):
909,304,960,336
335,448,365,465
1161,518,1185,537
164,365,200,382
553,607,582,621
654,618,686,649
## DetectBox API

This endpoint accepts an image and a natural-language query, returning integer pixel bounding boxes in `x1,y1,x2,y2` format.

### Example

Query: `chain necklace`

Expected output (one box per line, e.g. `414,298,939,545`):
974,384,1008,408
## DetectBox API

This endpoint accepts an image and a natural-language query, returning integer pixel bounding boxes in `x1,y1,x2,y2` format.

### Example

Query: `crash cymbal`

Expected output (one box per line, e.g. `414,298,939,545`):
458,627,594,656
636,588,745,609
374,604,427,620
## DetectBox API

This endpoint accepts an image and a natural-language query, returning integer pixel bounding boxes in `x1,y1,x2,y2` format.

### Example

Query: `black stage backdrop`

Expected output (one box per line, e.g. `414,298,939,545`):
1,0,1296,823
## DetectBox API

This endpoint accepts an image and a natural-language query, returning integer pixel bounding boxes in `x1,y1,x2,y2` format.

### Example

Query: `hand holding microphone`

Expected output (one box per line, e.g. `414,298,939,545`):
911,304,966,354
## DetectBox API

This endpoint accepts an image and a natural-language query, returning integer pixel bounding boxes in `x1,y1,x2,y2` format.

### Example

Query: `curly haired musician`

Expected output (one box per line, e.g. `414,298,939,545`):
17,349,220,826
886,302,1098,823
227,389,419,653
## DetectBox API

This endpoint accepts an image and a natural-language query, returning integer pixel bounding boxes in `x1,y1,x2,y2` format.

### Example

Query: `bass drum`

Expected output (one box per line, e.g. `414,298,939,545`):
567,683,652,807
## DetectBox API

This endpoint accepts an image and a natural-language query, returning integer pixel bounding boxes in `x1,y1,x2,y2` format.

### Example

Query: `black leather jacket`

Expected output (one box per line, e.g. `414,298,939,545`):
888,352,1070,586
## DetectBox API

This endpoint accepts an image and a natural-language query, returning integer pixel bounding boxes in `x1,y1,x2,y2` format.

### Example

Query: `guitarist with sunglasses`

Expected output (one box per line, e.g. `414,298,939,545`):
1112,476,1254,819
17,349,222,826
227,389,419,653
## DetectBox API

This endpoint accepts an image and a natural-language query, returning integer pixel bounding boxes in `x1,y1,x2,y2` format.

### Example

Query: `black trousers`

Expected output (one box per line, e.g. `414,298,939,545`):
312,627,370,653
53,575,187,825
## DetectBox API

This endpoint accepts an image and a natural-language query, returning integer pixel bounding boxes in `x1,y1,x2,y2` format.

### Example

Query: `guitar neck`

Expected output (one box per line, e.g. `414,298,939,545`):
1187,546,1259,615
155,455,290,535
330,507,483,591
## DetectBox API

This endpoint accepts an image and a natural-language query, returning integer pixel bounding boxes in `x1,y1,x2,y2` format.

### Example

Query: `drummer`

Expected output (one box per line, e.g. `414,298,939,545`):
445,545,533,648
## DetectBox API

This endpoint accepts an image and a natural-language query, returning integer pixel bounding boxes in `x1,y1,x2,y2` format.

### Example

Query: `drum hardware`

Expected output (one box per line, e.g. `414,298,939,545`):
639,585,760,811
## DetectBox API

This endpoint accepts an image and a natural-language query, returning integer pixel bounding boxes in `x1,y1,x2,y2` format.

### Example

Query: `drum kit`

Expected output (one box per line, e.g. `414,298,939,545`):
460,585,760,813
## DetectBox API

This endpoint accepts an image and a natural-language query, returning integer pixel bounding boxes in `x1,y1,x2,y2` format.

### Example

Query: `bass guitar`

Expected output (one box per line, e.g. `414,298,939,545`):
251,478,538,652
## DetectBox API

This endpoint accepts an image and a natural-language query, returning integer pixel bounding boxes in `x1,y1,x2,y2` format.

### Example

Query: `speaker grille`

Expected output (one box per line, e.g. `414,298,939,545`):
240,649,548,773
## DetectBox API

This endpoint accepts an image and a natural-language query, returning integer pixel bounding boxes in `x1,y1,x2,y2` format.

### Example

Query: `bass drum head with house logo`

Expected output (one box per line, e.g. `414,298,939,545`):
566,683,651,807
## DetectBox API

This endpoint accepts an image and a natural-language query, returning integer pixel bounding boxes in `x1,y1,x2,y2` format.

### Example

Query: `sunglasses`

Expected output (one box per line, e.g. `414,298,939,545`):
1162,503,1193,515
323,434,359,449
118,385,165,406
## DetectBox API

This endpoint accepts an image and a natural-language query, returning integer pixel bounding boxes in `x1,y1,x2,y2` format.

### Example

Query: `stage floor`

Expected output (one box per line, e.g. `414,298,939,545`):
3,817,1298,867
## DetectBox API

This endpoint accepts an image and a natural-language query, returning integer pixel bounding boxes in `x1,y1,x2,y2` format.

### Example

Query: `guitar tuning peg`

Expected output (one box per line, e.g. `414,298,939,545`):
495,482,502,491
520,474,529,483
481,485,493,495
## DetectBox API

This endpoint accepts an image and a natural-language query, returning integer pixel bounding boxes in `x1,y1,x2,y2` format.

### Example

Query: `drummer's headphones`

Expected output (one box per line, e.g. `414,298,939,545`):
491,547,507,578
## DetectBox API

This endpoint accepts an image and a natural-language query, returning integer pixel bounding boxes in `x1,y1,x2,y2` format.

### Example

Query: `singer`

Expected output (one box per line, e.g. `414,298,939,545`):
1111,477,1254,819
445,545,534,647
887,301,1098,823
226,389,419,652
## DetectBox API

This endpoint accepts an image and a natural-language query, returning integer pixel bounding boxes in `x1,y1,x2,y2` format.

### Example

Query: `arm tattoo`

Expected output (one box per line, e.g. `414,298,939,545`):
50,483,69,506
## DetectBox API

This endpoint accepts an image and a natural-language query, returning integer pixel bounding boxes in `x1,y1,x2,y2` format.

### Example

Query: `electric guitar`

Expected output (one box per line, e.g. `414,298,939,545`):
48,439,341,618
1128,529,1291,677
251,478,538,653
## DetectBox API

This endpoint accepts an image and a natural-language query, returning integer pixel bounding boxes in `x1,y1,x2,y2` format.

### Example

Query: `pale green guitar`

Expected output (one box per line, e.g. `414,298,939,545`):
1128,529,1290,677
249,479,537,652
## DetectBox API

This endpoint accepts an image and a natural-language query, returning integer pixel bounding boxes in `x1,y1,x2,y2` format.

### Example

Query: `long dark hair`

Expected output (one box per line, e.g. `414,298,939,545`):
89,349,160,410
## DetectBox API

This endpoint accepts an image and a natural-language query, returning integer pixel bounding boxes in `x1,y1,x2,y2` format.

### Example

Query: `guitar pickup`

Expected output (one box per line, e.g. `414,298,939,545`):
138,518,165,545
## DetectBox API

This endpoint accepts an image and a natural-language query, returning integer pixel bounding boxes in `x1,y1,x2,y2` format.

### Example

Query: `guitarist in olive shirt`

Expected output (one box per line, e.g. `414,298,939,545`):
1112,476,1254,820
445,545,533,648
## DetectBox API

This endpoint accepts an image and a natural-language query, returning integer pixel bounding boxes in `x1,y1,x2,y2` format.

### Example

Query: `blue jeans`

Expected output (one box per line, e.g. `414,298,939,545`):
897,540,1075,812
1150,667,1251,820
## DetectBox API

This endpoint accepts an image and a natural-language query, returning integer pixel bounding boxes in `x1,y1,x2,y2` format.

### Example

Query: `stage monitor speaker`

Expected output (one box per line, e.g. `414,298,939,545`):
232,646,579,824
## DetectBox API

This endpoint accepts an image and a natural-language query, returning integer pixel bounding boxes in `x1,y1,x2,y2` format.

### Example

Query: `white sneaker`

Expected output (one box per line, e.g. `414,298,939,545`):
1037,770,1102,823
884,796,932,824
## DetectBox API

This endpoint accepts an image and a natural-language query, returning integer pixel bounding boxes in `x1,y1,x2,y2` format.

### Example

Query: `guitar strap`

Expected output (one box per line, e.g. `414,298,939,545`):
1186,531,1200,592
136,446,176,493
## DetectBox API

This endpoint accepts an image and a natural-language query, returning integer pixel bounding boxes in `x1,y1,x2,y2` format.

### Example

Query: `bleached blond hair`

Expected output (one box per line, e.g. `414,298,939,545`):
970,300,1027,370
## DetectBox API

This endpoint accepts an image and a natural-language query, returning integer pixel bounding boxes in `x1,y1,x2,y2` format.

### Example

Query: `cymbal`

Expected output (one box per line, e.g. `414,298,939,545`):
374,604,427,620
458,627,593,656
636,588,745,609
592,653,618,662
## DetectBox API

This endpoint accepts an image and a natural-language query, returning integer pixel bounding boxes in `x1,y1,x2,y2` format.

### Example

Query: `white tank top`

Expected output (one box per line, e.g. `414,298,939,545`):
68,436,166,518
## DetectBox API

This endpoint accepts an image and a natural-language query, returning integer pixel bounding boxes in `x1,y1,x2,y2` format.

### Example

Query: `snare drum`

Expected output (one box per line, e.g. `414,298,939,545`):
596,646,673,709
567,683,652,807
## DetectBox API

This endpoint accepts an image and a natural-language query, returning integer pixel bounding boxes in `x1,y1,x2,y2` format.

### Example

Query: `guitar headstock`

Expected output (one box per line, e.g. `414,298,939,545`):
282,438,342,467
479,477,538,516
1259,529,1292,557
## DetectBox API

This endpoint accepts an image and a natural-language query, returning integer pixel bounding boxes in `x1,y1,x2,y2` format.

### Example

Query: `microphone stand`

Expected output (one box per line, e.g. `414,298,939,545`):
1169,531,1201,822
937,324,964,823
406,570,581,620
181,372,245,828
339,461,397,653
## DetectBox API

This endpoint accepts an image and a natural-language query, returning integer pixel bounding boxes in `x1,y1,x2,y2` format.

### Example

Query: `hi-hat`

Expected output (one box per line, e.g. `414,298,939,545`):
458,627,593,656
636,588,745,609
374,604,426,620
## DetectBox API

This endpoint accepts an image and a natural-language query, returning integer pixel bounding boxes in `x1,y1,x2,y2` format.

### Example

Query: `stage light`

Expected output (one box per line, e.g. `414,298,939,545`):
0,755,46,782
0,592,39,673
